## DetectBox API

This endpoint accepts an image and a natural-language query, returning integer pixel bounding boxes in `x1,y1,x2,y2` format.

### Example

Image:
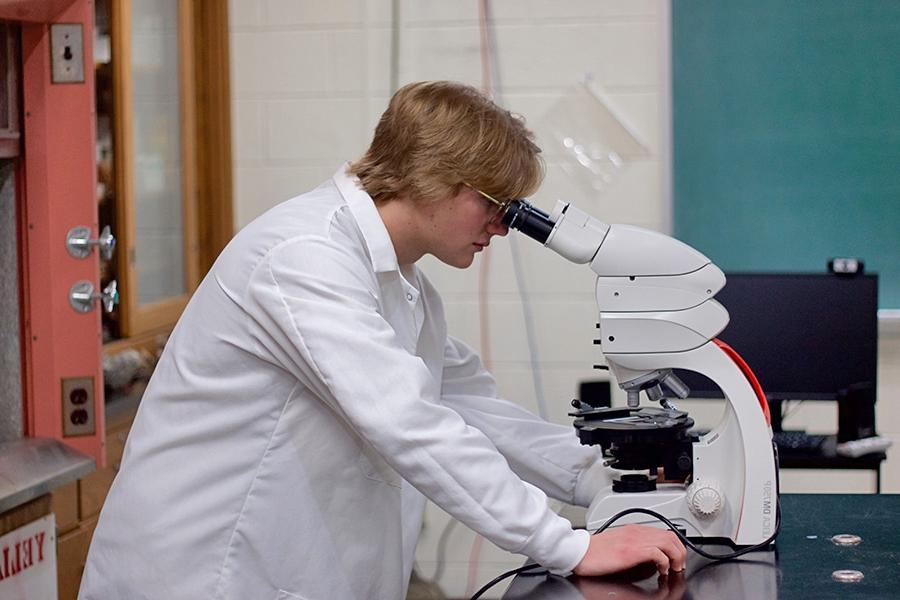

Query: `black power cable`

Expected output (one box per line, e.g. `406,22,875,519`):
470,444,782,600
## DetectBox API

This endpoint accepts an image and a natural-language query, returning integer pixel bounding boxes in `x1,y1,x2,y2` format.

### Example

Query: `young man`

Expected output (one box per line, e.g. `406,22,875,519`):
80,81,684,600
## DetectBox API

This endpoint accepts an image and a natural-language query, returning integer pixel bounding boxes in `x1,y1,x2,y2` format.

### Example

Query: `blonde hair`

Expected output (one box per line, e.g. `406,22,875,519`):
349,81,543,204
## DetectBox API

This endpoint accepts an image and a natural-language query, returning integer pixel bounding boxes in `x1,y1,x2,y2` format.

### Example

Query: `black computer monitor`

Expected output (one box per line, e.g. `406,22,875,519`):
676,273,878,409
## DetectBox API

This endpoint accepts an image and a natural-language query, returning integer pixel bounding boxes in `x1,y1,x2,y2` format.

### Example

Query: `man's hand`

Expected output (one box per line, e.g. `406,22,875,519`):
573,524,687,577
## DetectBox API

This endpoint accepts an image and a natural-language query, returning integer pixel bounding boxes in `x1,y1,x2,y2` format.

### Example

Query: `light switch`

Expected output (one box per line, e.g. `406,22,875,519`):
50,23,85,84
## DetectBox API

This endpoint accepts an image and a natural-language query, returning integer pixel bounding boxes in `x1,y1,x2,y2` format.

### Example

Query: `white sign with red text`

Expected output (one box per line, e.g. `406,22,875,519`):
0,514,57,600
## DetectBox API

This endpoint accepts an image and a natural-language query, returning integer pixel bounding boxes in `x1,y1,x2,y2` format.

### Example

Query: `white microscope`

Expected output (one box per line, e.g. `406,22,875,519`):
502,200,779,548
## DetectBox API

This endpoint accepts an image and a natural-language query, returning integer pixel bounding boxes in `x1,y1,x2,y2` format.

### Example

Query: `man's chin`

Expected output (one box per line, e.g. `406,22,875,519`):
450,256,475,269
433,252,475,269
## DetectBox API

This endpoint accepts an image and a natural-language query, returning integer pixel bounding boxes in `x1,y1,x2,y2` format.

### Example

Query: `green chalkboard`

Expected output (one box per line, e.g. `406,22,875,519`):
673,0,900,309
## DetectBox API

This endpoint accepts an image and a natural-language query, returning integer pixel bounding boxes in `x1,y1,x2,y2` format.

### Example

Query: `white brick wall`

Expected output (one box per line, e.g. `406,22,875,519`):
228,1,899,592
228,0,671,411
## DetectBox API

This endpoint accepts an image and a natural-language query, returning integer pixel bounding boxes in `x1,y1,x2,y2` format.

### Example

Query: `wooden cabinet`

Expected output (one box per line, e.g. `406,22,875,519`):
56,516,98,600
95,0,232,346
50,482,79,536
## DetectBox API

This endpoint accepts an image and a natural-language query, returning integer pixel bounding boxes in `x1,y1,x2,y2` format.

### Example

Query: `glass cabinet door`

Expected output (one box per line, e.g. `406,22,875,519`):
97,0,231,346
131,0,188,304
111,0,198,337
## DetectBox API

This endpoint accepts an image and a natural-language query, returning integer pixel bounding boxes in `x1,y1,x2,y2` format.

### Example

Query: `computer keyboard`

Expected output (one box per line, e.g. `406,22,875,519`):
773,430,828,452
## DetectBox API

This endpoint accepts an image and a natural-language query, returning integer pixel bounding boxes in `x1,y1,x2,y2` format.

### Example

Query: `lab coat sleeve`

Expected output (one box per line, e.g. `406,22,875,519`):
440,336,612,508
244,236,589,574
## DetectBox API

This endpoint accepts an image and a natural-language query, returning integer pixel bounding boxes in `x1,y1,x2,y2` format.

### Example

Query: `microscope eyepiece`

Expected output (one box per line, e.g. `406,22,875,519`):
501,199,555,244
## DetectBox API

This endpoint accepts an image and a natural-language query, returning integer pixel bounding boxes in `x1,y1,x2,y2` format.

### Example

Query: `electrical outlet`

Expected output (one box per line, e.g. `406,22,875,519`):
50,23,85,84
61,376,95,437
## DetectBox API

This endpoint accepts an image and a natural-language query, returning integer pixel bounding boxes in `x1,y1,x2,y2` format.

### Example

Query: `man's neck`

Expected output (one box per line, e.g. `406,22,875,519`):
375,196,426,266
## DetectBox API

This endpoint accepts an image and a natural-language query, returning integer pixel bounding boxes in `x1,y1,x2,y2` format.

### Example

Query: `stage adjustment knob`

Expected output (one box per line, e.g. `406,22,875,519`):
686,481,723,518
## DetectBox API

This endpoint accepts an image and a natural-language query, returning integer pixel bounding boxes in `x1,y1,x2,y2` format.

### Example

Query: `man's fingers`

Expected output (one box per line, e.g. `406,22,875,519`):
649,547,671,575
647,530,685,575
661,532,687,571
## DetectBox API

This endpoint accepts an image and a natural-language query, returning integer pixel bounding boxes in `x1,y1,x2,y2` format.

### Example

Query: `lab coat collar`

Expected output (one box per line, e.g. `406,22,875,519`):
334,164,399,274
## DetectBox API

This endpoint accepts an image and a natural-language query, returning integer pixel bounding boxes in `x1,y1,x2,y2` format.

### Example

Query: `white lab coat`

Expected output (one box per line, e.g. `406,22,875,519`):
80,166,608,600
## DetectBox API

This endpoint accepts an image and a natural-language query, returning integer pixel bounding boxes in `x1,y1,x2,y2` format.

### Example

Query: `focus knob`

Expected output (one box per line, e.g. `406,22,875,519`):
687,480,723,518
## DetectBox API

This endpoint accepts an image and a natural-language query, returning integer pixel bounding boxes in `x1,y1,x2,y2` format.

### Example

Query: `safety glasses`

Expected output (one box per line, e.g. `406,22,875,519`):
466,184,511,224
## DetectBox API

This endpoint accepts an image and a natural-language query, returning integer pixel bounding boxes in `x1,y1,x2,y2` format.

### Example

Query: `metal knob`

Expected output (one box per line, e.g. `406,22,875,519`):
69,279,119,313
686,480,724,518
66,225,116,260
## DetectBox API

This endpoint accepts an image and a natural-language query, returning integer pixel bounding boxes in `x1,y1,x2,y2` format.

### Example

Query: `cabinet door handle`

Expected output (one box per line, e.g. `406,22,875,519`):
69,279,119,313
66,225,116,260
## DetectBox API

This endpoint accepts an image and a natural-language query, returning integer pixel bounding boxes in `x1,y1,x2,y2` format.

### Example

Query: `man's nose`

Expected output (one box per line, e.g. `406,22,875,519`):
486,219,509,237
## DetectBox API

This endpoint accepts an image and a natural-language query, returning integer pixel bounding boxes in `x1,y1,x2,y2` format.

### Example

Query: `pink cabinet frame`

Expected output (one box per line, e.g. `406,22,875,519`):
3,0,106,466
